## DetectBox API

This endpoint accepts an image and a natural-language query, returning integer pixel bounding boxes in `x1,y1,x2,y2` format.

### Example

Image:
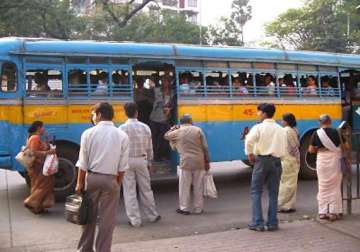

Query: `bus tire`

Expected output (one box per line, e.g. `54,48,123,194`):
299,132,317,180
54,143,79,201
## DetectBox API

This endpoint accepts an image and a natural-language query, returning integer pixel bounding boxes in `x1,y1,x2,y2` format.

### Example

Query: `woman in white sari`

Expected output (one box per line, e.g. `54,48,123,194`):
309,114,342,221
278,113,300,213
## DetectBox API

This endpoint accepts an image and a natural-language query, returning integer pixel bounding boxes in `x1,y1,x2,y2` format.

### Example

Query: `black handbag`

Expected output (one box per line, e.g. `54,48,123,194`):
65,192,92,225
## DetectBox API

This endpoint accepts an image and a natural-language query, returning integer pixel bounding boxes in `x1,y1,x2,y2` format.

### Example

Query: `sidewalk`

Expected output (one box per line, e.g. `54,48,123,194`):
112,217,360,252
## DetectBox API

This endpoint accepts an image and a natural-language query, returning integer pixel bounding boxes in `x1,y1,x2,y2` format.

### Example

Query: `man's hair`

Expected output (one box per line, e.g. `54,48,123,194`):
180,114,192,124
257,103,276,118
93,102,114,121
124,102,138,118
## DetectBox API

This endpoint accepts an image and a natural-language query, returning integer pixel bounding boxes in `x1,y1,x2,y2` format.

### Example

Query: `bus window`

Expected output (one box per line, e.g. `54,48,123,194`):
320,74,339,97
255,72,276,96
26,69,63,97
278,73,298,97
1,62,17,92
112,69,131,96
299,73,319,97
90,69,109,96
178,71,204,96
231,72,252,96
205,71,229,97
68,69,87,96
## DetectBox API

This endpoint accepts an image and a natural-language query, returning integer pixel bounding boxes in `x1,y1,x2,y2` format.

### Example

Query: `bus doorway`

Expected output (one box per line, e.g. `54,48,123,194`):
132,63,177,169
339,70,360,128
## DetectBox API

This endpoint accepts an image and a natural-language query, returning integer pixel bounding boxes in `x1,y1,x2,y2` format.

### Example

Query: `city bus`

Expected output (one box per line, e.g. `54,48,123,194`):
1,37,359,199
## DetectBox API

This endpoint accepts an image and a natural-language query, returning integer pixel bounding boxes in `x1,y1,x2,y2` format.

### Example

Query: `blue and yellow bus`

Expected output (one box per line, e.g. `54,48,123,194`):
1,37,359,198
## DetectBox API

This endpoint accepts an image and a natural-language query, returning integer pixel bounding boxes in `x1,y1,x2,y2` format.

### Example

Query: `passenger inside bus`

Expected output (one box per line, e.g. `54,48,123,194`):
149,72,174,161
283,74,297,96
93,71,108,95
264,73,276,95
134,77,154,125
303,76,318,96
33,72,50,92
321,76,335,96
232,77,249,95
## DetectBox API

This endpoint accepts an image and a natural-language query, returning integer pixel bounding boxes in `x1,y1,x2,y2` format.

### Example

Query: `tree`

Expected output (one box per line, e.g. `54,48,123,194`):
0,0,83,39
264,0,360,53
207,0,252,46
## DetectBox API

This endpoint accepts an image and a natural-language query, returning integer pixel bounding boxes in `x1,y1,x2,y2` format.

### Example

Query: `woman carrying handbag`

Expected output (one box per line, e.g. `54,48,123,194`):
24,121,56,214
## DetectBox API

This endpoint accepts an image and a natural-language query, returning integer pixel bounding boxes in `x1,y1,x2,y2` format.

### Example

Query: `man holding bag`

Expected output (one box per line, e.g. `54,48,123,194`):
164,114,210,215
75,102,129,252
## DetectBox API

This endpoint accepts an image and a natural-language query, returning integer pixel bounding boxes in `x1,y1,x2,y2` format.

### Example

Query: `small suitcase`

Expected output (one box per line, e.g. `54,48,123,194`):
65,192,92,225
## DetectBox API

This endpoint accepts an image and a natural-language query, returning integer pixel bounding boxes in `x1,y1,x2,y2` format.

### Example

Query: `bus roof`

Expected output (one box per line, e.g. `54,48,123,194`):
1,37,360,68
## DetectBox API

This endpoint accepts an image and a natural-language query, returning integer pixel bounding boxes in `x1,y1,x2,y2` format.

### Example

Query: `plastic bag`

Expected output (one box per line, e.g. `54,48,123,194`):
43,154,59,176
203,172,218,199
15,146,35,169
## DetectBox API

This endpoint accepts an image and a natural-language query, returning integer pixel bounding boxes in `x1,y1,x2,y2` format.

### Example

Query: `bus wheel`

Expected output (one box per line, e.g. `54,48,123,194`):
299,132,317,180
54,144,79,201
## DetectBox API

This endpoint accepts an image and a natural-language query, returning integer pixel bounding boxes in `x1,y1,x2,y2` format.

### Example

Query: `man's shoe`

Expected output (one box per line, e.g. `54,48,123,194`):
128,221,141,228
247,224,265,232
176,209,190,215
151,215,161,223
266,225,279,231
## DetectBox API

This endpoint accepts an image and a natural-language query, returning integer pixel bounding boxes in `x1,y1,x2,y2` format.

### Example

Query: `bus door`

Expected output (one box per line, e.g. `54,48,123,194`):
339,70,360,129
23,57,67,138
132,61,176,173
0,60,20,168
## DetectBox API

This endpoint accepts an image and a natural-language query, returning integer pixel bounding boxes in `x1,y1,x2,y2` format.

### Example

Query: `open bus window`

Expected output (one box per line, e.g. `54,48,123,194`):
178,71,204,96
112,69,131,96
255,72,276,96
1,62,17,92
26,69,63,97
68,69,87,96
205,71,229,97
90,69,109,96
278,73,298,97
231,72,252,96
320,74,339,97
299,73,319,97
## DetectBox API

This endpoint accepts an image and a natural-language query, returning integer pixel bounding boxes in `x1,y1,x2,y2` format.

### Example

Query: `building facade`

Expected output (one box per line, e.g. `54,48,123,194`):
71,0,200,24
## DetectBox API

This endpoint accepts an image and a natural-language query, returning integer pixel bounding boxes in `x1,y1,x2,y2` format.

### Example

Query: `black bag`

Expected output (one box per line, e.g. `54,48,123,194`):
65,192,92,225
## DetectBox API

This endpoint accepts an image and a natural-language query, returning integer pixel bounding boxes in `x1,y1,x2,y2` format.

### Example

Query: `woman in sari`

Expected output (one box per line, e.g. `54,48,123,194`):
278,113,300,213
24,121,56,214
308,114,342,221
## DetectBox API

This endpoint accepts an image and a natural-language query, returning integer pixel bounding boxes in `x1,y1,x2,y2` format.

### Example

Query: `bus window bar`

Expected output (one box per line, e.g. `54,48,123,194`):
178,86,341,98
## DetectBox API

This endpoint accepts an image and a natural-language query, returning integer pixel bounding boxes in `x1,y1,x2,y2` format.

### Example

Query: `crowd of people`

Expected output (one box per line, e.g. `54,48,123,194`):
22,101,347,251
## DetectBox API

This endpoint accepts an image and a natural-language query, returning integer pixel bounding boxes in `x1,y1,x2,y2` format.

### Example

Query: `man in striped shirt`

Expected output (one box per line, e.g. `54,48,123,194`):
119,102,160,227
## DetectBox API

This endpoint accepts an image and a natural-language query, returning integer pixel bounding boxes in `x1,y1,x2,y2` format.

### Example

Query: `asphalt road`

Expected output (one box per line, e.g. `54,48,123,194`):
0,162,320,251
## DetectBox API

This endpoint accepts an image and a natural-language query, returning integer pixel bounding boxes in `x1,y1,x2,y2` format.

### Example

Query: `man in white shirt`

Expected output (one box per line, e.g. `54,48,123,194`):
76,102,129,252
245,103,287,232
119,102,160,227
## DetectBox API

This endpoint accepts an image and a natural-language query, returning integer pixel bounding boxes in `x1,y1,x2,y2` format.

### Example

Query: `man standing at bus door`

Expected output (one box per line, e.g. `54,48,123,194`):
245,103,287,231
164,114,210,215
76,102,129,252
119,102,161,227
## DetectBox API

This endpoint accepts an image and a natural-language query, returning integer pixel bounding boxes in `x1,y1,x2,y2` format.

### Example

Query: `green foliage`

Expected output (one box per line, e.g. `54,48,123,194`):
265,0,360,53
0,0,206,44
207,0,252,46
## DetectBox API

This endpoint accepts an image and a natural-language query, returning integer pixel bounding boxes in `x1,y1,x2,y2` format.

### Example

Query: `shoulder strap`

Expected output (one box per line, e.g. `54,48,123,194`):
317,128,340,152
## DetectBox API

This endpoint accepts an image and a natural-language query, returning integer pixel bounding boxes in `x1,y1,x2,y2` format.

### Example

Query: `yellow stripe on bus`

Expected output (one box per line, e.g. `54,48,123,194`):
0,105,127,124
0,103,341,124
178,104,342,122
